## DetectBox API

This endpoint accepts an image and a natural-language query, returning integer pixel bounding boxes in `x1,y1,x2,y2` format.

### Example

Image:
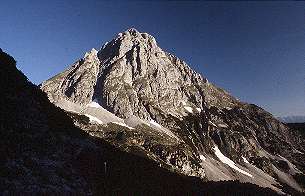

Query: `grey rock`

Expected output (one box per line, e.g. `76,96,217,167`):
41,28,305,194
42,28,238,121
2,47,283,195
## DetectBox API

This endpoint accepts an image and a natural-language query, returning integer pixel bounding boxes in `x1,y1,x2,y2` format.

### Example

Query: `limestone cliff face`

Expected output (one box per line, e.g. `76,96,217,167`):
42,48,100,105
42,28,238,120
41,28,305,194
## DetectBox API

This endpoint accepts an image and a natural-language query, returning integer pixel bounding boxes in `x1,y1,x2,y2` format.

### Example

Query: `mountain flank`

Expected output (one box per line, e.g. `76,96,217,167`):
40,29,305,195
0,48,282,195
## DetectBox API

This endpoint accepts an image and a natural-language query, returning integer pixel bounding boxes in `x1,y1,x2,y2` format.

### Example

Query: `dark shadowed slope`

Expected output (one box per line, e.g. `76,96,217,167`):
287,123,305,136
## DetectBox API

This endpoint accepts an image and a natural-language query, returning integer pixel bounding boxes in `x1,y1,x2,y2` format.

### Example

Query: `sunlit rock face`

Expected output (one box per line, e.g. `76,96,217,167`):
41,28,305,194
42,28,238,120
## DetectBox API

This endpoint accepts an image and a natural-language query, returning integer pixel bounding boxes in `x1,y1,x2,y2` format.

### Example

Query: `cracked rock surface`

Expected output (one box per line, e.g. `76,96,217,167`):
41,28,305,195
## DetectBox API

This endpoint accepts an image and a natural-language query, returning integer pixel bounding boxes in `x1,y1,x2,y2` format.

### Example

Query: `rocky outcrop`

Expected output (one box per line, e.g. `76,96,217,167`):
41,29,305,194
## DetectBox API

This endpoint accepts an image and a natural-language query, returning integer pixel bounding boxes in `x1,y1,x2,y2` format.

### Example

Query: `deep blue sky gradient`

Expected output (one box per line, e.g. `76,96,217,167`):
1,1,304,116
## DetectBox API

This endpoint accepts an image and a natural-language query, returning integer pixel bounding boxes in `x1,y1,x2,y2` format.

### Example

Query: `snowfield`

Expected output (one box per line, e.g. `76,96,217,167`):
112,122,135,130
242,157,250,164
150,120,162,128
184,106,193,113
213,146,253,177
199,154,206,161
87,99,103,108
85,114,103,124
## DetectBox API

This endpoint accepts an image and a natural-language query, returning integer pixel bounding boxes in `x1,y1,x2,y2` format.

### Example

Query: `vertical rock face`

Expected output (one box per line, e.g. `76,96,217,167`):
42,28,238,120
41,28,305,194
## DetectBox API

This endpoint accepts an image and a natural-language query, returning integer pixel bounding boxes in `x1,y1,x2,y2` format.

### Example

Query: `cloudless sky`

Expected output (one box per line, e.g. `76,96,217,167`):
0,0,304,117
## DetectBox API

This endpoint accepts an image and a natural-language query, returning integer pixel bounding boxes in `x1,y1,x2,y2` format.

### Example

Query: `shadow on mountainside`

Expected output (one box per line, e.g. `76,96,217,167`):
0,49,279,195
287,123,305,137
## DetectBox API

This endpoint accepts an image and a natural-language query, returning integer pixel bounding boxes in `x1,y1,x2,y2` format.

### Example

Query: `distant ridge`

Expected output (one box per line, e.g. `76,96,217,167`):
278,115,305,123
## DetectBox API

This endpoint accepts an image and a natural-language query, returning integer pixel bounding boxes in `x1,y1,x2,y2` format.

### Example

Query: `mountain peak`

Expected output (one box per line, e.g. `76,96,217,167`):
84,48,98,59
125,27,140,34
118,28,148,38
42,29,238,118
115,28,157,48
40,29,305,194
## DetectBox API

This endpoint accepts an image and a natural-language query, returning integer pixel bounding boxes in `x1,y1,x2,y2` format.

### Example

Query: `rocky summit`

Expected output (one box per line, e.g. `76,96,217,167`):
41,28,305,195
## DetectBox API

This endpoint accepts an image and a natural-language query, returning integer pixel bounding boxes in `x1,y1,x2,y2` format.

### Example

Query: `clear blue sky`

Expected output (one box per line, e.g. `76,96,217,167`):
1,1,304,117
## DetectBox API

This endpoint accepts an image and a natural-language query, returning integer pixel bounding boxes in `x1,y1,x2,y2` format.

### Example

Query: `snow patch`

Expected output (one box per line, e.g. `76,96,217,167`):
181,101,187,106
148,120,180,141
242,157,250,164
209,121,217,127
87,99,103,109
196,108,202,112
85,114,103,124
213,146,253,177
184,106,193,113
150,120,162,128
200,154,206,161
112,122,135,130
218,123,228,128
